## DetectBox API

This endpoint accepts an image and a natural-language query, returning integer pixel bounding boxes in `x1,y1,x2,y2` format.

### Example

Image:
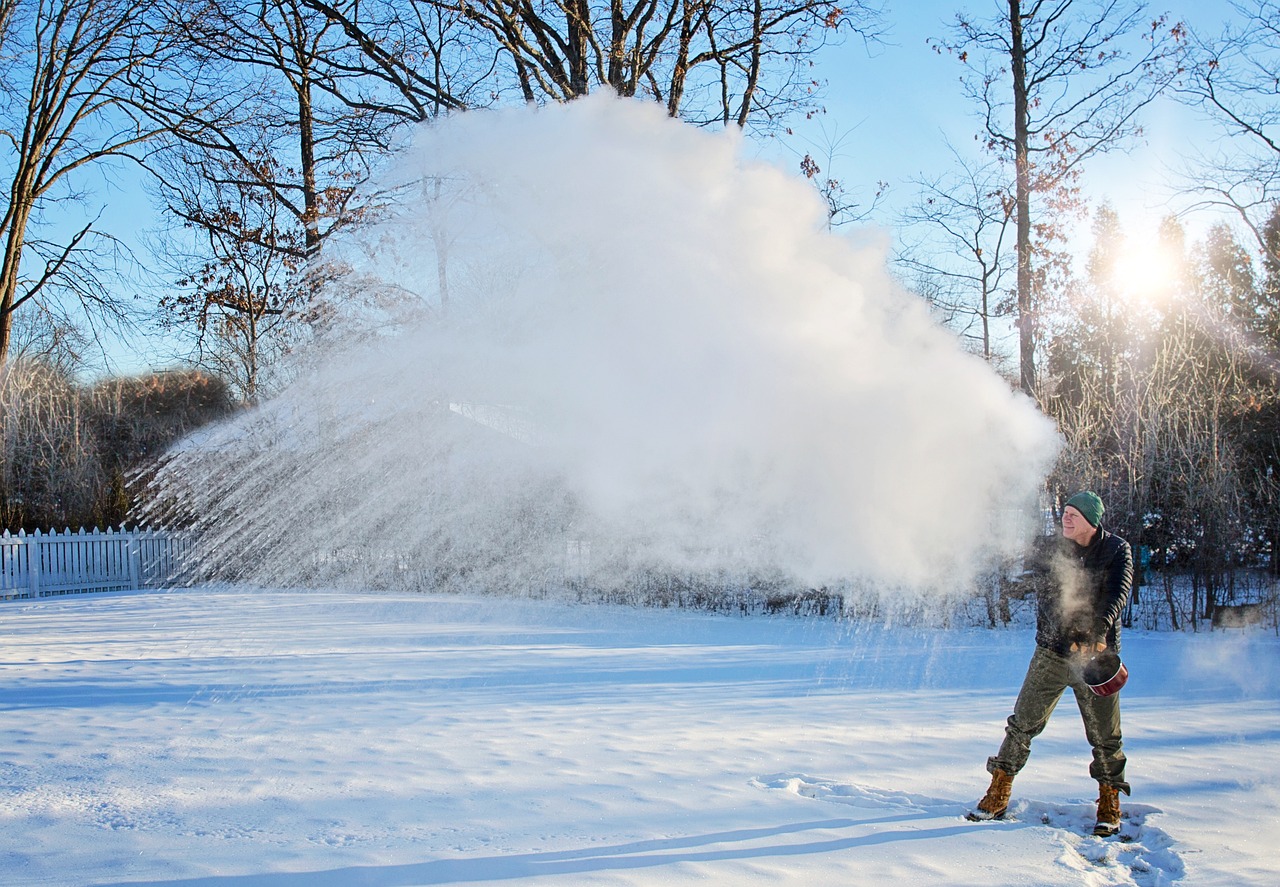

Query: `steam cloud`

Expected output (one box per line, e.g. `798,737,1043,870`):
148,95,1060,595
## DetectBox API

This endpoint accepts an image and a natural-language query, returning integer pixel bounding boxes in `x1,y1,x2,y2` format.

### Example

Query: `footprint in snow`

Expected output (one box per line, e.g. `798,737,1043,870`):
754,774,1185,886
750,773,961,813
1022,798,1185,886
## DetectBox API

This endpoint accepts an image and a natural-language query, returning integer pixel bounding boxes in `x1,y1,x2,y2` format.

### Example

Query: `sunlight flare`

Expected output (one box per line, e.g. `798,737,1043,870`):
1109,235,1181,305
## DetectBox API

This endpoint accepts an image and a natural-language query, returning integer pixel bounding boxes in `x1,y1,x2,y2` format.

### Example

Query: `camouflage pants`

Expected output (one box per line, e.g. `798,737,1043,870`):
987,645,1130,794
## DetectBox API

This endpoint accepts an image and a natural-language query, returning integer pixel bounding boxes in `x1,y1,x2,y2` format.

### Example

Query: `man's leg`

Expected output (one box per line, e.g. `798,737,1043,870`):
1074,681,1129,835
987,646,1071,778
1073,683,1130,794
971,647,1072,820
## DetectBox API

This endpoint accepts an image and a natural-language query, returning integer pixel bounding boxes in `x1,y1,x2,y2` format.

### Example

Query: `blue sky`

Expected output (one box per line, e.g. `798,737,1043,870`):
777,0,1246,240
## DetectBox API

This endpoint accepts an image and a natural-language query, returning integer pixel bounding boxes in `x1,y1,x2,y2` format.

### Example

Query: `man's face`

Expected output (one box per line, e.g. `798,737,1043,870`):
1061,505,1097,545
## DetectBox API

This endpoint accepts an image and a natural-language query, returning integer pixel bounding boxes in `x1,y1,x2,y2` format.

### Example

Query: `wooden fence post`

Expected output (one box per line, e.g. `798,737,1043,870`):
29,529,42,598
128,529,142,589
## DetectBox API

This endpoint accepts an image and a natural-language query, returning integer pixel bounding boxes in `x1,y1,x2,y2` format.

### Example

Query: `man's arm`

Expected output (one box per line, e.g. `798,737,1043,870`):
1091,538,1134,647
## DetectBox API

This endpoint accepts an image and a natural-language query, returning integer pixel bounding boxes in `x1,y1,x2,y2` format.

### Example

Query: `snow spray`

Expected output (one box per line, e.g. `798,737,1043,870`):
144,95,1060,597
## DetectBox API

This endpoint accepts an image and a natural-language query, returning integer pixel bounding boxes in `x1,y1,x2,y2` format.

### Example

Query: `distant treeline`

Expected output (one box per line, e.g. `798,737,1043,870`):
0,362,238,532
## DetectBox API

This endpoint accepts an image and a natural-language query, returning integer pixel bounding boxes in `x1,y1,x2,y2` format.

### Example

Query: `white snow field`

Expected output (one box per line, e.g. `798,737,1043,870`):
2,586,1278,886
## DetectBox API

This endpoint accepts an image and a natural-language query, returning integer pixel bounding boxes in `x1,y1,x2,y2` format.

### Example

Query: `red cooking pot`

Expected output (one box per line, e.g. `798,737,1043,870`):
1079,649,1129,697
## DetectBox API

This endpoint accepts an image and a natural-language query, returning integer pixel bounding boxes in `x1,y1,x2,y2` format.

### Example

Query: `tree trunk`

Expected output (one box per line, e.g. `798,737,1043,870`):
609,0,628,91
667,1,698,116
736,0,763,127
298,72,320,254
567,0,592,96
0,188,36,368
1009,0,1036,399
1161,562,1179,630
1271,521,1280,578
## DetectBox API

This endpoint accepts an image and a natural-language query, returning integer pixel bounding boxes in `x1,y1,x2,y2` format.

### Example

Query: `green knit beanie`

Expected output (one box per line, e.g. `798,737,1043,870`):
1065,491,1105,527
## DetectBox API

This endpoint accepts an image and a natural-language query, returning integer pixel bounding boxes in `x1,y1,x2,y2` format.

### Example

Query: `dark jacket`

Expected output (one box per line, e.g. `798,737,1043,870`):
1033,528,1133,656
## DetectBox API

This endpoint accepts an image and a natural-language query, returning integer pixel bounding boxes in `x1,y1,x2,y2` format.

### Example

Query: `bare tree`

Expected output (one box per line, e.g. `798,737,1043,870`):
305,0,883,131
1177,2,1280,264
142,0,429,399
0,0,175,366
0,358,102,529
678,0,879,129
0,0,17,49
299,0,489,121
2,304,90,372
148,0,386,257
942,0,1185,399
155,154,317,401
791,123,887,230
895,149,1016,364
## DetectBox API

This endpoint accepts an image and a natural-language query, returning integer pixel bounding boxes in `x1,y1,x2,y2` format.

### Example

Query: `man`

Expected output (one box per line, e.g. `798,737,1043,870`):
968,491,1134,836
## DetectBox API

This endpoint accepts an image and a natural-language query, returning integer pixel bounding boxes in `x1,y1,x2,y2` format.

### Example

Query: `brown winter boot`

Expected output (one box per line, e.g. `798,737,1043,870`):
1094,783,1121,836
967,768,1014,821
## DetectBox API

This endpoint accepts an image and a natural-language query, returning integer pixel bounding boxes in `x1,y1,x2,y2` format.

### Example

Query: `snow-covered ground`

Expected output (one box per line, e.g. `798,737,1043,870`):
2,587,1278,886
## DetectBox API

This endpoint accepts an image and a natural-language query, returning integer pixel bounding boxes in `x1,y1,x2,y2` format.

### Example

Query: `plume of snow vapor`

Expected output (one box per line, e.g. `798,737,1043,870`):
145,95,1060,596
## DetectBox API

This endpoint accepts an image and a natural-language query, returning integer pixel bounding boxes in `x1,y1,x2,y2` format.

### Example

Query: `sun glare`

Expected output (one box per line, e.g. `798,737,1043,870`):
1109,237,1180,305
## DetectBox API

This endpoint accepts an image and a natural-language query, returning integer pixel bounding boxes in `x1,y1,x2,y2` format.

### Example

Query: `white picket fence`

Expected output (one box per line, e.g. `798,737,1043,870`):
0,528,193,601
